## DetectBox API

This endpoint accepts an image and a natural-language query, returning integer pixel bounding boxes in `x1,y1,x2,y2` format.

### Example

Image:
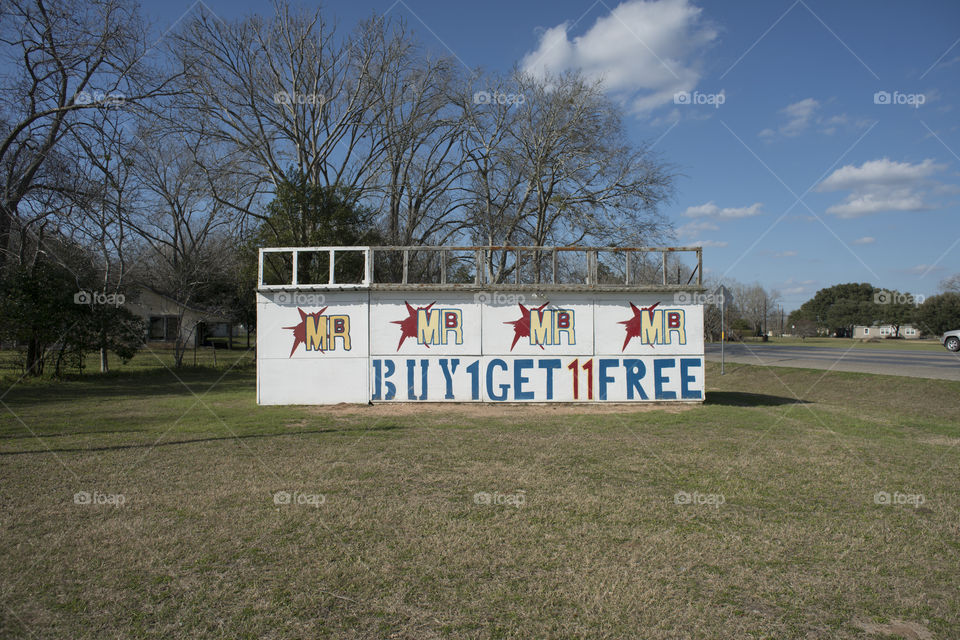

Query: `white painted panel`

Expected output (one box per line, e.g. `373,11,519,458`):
480,293,594,356
366,355,704,402
369,293,481,356
594,293,705,356
476,354,704,402
370,356,479,402
257,291,369,359
258,357,369,404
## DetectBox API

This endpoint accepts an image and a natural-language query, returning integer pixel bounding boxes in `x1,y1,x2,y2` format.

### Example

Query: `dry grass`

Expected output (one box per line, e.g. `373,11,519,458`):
1,359,958,638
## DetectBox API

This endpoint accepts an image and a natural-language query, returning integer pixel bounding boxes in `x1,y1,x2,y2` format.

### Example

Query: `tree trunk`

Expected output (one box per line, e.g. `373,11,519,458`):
25,335,43,376
99,324,109,372
174,340,184,368
54,341,67,378
0,205,12,271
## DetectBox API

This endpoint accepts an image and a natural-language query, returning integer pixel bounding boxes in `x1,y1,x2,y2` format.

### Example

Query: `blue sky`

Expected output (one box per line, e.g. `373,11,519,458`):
152,0,960,310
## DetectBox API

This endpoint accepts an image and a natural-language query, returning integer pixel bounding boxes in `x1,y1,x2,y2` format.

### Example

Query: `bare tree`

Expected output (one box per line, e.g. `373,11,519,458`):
65,107,140,372
127,126,240,367
0,0,174,270
171,5,675,273
460,73,530,250
511,72,673,248
461,71,675,283
371,48,467,245
170,3,409,232
729,281,780,336
940,273,960,294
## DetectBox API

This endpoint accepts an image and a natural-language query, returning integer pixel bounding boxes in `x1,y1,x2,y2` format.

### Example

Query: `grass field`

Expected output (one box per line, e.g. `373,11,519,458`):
724,336,947,352
1,352,958,638
0,342,254,377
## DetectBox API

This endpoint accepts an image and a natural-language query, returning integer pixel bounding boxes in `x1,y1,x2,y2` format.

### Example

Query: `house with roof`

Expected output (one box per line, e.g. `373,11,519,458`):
124,285,238,347
852,323,921,340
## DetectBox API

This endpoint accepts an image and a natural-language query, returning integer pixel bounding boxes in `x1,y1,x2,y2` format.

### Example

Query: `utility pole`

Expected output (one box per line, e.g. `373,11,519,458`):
721,292,725,375
715,285,729,375
762,297,767,338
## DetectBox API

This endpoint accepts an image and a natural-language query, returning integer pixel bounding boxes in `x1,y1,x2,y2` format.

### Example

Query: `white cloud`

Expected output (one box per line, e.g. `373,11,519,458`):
684,201,763,219
649,108,682,127
677,220,719,237
825,188,930,218
690,239,728,247
780,278,816,297
818,158,944,192
758,249,798,258
817,158,947,218
852,236,875,245
780,98,819,137
905,264,944,275
820,113,857,136
759,98,818,138
521,0,717,114
760,98,868,139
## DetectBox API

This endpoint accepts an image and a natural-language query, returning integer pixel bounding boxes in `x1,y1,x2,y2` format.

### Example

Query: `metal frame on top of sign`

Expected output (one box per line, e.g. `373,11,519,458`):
256,246,705,405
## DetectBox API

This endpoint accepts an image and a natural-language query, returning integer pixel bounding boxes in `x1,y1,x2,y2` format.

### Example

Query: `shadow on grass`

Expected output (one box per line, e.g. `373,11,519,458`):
0,366,256,406
705,391,809,407
0,424,403,456
0,429,148,440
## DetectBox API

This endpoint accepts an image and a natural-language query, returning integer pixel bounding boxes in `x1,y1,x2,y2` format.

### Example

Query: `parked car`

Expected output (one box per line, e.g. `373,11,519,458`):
942,329,960,352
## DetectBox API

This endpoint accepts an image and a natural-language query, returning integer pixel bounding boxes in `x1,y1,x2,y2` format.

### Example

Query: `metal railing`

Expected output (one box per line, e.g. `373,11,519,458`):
258,245,703,290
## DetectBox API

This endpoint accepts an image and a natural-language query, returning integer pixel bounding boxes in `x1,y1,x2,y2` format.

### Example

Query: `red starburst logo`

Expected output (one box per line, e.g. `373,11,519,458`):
391,301,436,351
284,307,328,357
618,301,660,351
505,301,549,351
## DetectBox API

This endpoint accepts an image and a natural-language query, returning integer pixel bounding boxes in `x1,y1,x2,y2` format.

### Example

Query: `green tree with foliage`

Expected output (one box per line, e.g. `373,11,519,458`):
915,292,960,336
258,171,377,246
54,302,144,376
0,261,143,376
236,170,381,326
876,290,919,338
0,262,81,375
789,283,878,337
253,170,380,278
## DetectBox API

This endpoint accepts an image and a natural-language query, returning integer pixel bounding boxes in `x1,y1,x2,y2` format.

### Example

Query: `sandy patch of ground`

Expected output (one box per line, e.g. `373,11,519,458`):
308,401,698,418
853,619,932,639
919,435,960,447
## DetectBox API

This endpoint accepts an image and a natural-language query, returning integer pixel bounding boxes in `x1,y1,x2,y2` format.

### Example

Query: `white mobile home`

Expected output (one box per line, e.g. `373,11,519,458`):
852,324,921,339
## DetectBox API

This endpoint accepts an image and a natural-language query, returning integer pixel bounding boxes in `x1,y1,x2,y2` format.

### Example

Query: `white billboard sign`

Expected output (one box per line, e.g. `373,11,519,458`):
257,291,704,404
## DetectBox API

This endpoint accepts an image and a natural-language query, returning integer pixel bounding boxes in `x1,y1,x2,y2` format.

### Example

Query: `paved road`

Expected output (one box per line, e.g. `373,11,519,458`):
704,343,960,381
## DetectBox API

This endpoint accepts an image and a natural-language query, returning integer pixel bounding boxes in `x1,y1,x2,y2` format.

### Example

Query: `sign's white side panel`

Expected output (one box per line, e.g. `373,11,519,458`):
257,291,370,404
